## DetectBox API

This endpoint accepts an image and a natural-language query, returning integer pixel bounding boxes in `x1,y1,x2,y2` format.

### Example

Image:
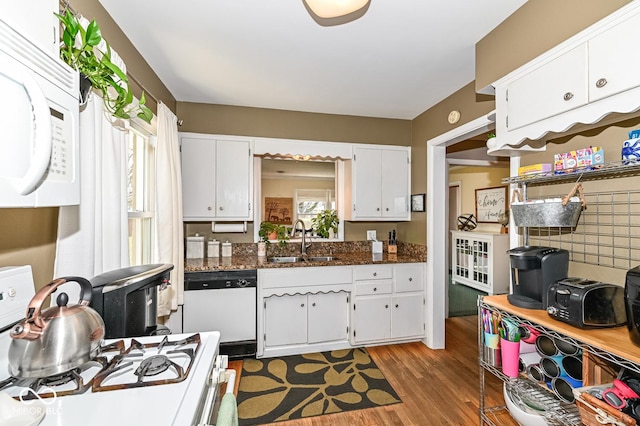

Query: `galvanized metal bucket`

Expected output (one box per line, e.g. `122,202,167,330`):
511,183,586,228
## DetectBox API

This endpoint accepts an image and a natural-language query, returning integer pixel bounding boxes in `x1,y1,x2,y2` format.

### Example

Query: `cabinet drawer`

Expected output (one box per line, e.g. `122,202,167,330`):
394,264,424,293
355,280,392,296
353,265,393,281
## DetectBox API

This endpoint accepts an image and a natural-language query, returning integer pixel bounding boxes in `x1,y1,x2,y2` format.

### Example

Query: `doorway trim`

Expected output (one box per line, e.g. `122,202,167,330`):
424,111,495,349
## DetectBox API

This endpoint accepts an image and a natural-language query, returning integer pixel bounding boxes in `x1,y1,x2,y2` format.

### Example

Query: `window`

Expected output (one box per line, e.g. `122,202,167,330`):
127,125,156,266
295,189,335,230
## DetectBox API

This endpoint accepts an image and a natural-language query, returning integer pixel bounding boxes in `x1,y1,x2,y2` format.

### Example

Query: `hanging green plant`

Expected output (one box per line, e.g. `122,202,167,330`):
55,10,153,124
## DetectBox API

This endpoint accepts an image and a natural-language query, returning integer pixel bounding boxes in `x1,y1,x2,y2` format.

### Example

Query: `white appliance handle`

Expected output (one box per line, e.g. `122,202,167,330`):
2,60,52,195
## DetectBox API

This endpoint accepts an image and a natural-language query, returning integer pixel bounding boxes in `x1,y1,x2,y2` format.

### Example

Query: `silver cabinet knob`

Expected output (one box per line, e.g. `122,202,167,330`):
376,207,380,211
563,92,574,101
385,304,389,309
301,303,305,307
373,272,377,277
395,304,399,308
385,207,389,211
596,78,608,88
312,302,316,307
373,287,377,292
207,206,212,211
219,206,224,211
409,277,413,282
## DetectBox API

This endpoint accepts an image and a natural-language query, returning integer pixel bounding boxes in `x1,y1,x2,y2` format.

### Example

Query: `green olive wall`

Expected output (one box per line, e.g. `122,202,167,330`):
0,0,631,284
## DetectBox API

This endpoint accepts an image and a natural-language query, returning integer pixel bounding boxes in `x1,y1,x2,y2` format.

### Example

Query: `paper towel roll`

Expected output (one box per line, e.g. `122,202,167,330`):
211,222,247,233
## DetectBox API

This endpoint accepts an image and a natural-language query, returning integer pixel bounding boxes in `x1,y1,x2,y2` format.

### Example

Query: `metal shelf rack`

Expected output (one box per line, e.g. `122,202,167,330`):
478,297,640,425
502,160,640,187
502,160,640,265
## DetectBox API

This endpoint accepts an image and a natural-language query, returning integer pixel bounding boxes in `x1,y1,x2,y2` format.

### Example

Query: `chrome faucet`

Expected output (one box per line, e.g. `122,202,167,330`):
292,219,311,255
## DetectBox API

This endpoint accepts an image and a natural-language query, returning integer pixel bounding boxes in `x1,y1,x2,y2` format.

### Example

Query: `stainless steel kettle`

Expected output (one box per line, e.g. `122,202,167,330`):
8,276,105,378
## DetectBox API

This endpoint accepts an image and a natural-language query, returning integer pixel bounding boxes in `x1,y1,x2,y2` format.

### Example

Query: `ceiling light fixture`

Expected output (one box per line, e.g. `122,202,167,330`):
302,0,371,26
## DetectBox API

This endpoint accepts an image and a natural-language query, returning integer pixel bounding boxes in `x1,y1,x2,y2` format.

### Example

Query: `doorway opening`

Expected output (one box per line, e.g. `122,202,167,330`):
425,112,504,349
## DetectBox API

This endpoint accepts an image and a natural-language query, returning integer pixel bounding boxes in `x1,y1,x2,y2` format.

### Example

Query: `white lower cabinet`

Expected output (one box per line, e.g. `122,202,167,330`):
308,292,349,343
450,231,510,295
391,293,425,339
263,292,349,348
351,264,425,345
258,266,352,358
264,294,307,347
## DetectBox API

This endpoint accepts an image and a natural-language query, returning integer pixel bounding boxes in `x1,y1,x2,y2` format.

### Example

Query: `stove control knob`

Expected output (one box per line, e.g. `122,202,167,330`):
547,306,557,316
237,279,248,287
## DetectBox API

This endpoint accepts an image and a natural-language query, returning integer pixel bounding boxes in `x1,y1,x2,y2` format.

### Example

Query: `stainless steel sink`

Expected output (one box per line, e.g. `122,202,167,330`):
266,256,337,263
306,256,337,262
267,256,306,263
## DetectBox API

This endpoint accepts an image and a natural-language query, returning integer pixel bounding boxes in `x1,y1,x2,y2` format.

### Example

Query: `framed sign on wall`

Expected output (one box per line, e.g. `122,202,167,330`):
475,186,507,223
411,194,425,212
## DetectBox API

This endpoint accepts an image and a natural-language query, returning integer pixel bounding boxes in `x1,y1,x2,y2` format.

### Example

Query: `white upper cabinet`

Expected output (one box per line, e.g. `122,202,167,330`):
491,2,640,154
506,45,588,131
588,11,640,102
5,0,59,58
344,145,410,221
181,133,253,221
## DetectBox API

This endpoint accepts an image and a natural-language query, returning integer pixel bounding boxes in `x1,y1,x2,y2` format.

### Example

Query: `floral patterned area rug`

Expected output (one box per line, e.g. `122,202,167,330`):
236,348,401,425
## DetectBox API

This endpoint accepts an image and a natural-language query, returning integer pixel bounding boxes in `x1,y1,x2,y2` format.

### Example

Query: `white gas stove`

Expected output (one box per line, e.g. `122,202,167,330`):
0,266,224,426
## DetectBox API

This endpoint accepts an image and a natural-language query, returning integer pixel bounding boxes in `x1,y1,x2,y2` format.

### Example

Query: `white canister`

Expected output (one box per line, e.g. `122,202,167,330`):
221,241,232,257
207,239,220,258
186,234,205,259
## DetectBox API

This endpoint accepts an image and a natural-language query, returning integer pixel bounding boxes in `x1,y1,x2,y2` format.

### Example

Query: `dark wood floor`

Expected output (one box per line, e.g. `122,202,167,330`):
228,316,516,426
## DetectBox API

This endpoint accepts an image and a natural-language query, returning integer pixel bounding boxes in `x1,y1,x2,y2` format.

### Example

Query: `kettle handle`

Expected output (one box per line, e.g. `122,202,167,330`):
12,276,93,340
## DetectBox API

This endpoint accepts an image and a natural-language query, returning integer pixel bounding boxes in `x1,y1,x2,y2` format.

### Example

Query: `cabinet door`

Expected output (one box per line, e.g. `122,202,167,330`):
394,264,424,293
264,295,307,347
181,137,216,219
381,149,409,219
308,292,348,344
352,147,382,218
506,45,588,130
352,295,391,343
589,12,640,102
215,139,252,219
391,293,424,339
452,234,472,282
6,0,59,58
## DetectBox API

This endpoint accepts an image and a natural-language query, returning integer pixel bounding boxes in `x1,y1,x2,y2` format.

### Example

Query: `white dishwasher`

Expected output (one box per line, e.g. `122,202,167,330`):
183,269,257,358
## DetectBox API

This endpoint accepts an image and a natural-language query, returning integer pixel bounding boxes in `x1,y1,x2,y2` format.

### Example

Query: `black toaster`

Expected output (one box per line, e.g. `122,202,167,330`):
547,277,627,328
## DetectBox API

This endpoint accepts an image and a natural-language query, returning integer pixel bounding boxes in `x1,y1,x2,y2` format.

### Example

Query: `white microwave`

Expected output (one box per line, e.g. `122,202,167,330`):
0,18,79,207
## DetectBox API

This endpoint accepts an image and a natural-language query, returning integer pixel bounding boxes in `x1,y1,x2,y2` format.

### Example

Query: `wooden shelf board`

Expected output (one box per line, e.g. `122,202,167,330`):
483,294,640,366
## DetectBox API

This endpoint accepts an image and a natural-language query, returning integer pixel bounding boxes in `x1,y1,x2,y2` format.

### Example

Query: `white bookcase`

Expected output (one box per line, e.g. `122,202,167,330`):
450,231,510,295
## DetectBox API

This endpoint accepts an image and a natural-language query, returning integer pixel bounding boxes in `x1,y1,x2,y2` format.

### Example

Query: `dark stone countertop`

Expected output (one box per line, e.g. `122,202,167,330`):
184,242,426,272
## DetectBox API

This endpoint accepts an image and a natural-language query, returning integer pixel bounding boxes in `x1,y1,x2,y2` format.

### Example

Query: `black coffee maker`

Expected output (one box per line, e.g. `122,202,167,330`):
507,246,569,310
89,263,174,338
625,266,640,347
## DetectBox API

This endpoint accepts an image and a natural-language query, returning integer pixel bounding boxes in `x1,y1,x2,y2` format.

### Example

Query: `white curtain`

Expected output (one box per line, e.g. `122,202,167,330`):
54,92,130,282
155,102,184,316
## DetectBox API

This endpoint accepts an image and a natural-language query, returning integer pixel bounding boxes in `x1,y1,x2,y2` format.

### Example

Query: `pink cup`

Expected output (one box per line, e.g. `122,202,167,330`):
501,338,520,378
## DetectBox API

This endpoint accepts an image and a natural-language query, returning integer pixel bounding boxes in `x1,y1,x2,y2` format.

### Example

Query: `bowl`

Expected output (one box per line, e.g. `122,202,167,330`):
503,383,547,426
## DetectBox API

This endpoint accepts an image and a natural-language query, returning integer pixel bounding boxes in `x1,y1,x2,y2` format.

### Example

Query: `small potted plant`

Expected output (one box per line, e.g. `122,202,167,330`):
311,209,339,239
55,10,153,123
258,222,289,248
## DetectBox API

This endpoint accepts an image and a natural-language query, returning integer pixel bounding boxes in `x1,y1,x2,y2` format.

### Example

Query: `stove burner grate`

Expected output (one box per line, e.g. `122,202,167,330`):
92,333,200,392
0,358,108,400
